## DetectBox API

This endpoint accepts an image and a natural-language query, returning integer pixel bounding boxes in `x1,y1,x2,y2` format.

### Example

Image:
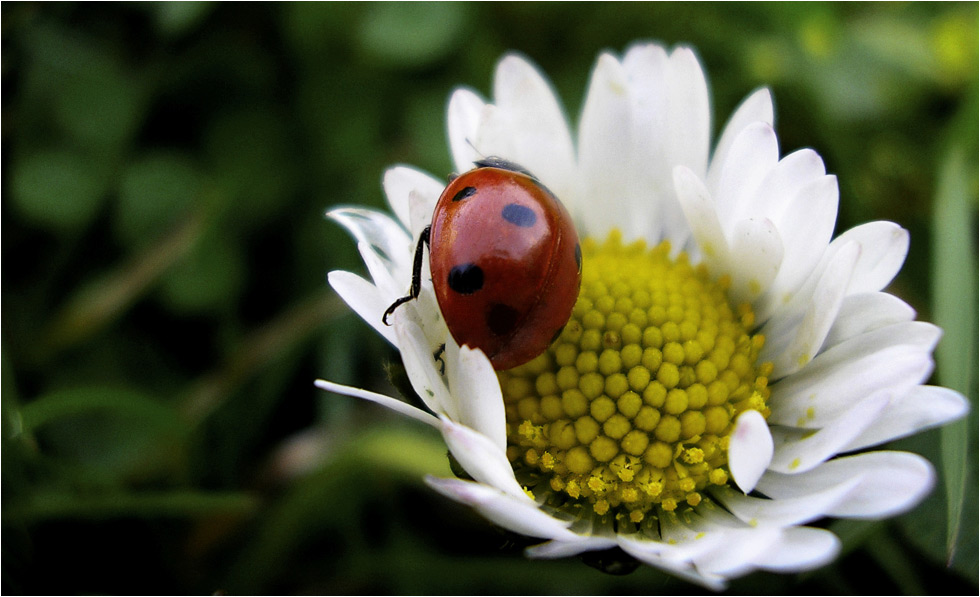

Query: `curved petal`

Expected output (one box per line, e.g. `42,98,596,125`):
831,221,910,295
394,320,457,419
822,292,916,349
328,207,414,279
445,343,507,452
440,418,525,499
327,270,397,346
425,476,580,541
762,240,859,377
729,410,773,493
381,166,446,232
843,385,969,451
618,535,728,591
768,392,889,473
749,526,840,572
525,536,619,559
757,451,935,518
769,344,932,428
711,478,860,528
314,379,439,428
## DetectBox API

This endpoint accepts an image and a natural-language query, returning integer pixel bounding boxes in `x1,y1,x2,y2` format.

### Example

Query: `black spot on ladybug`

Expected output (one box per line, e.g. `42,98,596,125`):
447,263,483,294
452,186,478,202
501,203,537,227
486,303,520,336
574,242,583,273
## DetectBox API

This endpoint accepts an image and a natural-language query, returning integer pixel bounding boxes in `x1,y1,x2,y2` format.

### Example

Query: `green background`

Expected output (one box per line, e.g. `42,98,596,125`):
3,2,977,594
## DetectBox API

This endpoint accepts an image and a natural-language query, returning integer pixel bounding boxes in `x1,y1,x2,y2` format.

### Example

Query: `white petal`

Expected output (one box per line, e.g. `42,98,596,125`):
729,410,773,493
424,476,579,541
492,55,576,198
314,379,440,428
327,270,397,346
394,320,457,419
617,535,728,591
447,87,487,173
757,451,935,518
525,536,619,559
769,319,938,428
692,527,784,577
714,122,779,224
711,477,859,528
769,392,889,473
445,343,507,452
822,292,917,349
831,221,910,294
328,207,413,278
381,166,445,233
763,240,859,377
407,186,438,246
674,165,731,268
577,52,636,238
727,217,784,304
439,418,525,499
356,240,403,300
707,88,774,194
664,46,711,179
769,344,932,428
755,175,839,323
620,44,671,244
843,385,970,451
749,526,840,572
750,148,828,222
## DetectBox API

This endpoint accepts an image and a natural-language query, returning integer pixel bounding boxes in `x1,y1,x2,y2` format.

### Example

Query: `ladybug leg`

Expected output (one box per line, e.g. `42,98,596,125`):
433,343,446,375
382,226,431,326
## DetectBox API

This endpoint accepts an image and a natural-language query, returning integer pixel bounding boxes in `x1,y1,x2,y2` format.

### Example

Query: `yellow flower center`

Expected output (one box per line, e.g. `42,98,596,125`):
498,231,772,522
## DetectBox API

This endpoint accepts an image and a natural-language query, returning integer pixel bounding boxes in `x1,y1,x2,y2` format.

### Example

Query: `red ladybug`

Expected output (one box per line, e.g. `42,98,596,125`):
383,157,582,370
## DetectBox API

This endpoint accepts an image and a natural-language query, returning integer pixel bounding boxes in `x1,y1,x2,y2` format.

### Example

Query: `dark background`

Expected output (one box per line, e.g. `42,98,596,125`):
3,2,977,594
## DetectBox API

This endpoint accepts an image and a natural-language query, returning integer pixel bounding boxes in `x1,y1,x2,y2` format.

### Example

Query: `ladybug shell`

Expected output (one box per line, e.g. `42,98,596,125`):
429,166,581,370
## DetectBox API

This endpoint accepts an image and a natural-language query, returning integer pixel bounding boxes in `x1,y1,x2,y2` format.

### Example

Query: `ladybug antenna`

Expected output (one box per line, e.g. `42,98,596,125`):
463,137,536,178
464,137,487,161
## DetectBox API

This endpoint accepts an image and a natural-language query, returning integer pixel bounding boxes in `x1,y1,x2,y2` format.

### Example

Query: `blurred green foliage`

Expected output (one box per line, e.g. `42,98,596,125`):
2,2,977,594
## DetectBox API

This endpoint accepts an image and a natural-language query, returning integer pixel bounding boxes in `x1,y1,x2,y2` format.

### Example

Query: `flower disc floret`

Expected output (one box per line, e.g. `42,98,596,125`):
498,231,772,518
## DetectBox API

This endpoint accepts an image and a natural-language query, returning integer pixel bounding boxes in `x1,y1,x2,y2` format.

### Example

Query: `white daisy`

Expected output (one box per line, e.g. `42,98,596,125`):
316,43,968,588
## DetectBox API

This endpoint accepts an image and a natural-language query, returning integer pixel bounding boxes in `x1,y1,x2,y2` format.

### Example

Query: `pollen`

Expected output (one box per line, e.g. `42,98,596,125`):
498,231,771,520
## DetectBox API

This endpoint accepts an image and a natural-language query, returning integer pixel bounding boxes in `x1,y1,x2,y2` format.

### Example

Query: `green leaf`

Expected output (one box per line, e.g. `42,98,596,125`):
931,144,979,576
159,229,245,313
10,148,110,231
204,107,298,225
18,387,183,436
356,3,472,68
24,25,145,151
115,151,203,248
6,490,256,522
152,1,215,38
16,387,188,481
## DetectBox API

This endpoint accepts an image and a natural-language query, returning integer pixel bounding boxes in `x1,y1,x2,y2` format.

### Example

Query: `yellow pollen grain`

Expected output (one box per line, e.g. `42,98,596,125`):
499,230,770,520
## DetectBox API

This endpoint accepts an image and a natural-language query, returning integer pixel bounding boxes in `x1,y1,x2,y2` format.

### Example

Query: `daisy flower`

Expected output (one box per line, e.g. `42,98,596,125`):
316,43,968,588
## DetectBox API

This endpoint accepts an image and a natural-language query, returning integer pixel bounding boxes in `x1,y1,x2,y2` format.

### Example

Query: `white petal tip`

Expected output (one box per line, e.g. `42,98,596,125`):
729,410,774,494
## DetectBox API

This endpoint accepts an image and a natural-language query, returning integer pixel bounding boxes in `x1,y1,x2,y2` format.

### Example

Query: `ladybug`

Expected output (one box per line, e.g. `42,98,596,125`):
383,157,582,370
